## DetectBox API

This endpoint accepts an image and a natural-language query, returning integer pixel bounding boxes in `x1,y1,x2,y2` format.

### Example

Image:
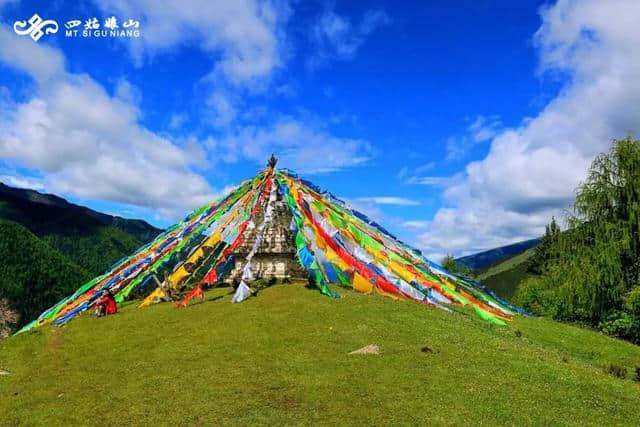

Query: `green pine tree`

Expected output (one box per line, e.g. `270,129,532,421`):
516,136,640,343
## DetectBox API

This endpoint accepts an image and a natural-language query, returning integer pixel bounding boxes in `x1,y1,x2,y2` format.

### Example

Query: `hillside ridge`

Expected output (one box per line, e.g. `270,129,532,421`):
456,238,540,270
0,182,162,243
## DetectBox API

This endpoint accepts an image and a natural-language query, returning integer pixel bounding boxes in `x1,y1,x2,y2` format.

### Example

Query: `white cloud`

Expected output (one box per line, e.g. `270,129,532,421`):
0,26,214,219
93,0,293,130
417,0,640,258
94,0,291,88
205,91,238,128
340,197,384,224
211,117,373,173
401,220,430,229
168,112,188,130
0,26,64,83
357,196,419,206
446,115,503,161
0,174,45,191
309,7,390,68
468,115,503,142
406,175,456,187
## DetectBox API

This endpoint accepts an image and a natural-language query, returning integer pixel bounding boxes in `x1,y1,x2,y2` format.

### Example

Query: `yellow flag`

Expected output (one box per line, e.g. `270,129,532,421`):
353,272,373,294
325,247,350,271
389,261,415,284
373,250,388,263
375,286,399,301
186,248,204,264
169,266,189,288
202,231,221,248
139,287,166,308
314,229,326,250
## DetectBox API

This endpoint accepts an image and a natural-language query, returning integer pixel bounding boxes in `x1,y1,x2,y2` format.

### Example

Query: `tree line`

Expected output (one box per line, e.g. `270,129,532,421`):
516,136,640,343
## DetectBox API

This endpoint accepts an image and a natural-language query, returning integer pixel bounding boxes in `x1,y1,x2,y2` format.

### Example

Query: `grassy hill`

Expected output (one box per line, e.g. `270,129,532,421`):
475,248,536,300
0,183,163,331
1,284,639,425
456,238,539,270
0,219,92,329
0,182,161,275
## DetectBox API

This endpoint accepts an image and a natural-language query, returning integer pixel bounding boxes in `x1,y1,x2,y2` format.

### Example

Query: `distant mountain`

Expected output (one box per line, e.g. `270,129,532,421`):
0,183,163,331
455,238,540,271
474,248,536,300
0,182,162,275
0,219,92,329
0,183,160,242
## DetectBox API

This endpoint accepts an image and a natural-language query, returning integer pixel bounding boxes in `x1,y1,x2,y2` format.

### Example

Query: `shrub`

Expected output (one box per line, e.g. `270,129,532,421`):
607,364,627,379
514,277,554,316
0,298,19,339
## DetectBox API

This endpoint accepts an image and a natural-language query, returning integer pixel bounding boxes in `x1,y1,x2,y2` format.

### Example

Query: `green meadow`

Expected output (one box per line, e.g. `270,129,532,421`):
2,283,640,426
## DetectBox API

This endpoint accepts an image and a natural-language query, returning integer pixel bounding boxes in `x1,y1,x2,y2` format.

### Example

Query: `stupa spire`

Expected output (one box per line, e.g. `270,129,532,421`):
267,154,277,169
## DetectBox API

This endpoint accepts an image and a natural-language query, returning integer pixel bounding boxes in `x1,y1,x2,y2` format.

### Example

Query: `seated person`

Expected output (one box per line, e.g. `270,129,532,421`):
94,289,118,317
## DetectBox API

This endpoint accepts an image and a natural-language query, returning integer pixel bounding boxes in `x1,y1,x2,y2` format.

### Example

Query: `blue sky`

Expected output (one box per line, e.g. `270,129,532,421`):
0,0,639,260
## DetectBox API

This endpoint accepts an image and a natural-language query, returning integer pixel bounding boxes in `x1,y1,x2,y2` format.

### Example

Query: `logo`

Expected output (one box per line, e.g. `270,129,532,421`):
64,16,140,38
12,14,141,42
13,14,59,42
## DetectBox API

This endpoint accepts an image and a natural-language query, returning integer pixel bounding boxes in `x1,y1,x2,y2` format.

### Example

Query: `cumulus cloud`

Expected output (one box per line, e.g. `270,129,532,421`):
92,0,293,130
0,26,214,218
0,25,64,83
416,0,640,258
309,7,390,68
210,117,373,173
94,0,291,88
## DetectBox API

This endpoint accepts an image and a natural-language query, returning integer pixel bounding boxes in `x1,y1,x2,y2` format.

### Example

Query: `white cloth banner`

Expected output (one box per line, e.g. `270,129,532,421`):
235,172,278,299
232,280,252,303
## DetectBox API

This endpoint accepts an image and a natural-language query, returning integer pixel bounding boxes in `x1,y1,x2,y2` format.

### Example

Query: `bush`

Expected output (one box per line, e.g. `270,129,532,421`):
0,298,19,339
514,277,554,316
441,255,471,277
607,364,627,379
599,311,636,340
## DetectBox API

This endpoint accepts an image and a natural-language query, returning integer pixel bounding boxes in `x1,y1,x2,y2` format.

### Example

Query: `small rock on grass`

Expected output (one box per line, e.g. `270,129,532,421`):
349,344,379,355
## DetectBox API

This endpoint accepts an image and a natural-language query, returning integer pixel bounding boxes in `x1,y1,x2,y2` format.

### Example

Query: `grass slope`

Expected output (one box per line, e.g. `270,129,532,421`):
475,248,536,300
1,284,640,425
0,219,92,328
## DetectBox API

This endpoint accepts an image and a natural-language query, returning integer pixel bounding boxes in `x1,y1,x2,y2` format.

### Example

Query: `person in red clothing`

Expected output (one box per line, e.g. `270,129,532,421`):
95,289,118,317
